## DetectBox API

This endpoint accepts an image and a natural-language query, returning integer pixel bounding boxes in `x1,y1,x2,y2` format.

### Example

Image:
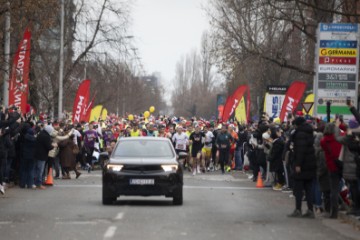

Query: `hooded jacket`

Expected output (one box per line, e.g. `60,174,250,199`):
292,122,316,180
320,134,342,173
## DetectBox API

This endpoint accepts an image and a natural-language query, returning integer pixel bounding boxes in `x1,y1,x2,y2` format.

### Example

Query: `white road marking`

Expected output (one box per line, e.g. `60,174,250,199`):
104,226,117,239
114,212,124,220
55,221,97,225
0,221,12,225
54,184,266,190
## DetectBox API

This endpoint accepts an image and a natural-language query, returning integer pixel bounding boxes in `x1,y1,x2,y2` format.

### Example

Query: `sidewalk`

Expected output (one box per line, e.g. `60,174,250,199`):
339,211,360,230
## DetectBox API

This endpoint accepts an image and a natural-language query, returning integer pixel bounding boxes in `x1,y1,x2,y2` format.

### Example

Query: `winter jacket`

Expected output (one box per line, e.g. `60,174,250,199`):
292,123,316,180
314,132,330,192
48,129,72,158
268,138,284,172
34,130,54,161
58,138,77,169
22,128,36,159
334,127,357,181
320,134,342,173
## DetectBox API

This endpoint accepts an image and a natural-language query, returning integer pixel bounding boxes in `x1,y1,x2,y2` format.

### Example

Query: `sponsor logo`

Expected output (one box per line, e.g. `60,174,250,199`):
319,48,357,57
320,23,358,32
11,39,29,108
318,82,355,90
320,40,357,48
74,96,85,123
318,73,356,82
286,96,295,112
319,57,356,65
229,99,239,116
318,65,357,73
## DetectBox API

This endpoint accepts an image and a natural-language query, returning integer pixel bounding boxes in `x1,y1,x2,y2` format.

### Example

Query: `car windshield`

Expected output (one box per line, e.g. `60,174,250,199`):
113,139,175,158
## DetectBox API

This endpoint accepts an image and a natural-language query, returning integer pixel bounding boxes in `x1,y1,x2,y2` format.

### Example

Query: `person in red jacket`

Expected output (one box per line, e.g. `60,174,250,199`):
320,123,342,218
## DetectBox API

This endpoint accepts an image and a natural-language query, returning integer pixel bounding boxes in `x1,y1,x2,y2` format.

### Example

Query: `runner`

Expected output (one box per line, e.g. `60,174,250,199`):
130,123,141,137
83,122,99,172
216,124,233,174
172,126,189,167
202,125,214,171
189,125,205,175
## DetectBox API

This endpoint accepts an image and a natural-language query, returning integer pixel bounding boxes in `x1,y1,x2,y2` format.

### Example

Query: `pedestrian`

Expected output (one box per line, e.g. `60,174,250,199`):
320,123,341,218
334,118,360,217
58,134,81,179
268,126,285,191
314,122,330,215
34,124,55,190
19,125,36,189
288,117,316,218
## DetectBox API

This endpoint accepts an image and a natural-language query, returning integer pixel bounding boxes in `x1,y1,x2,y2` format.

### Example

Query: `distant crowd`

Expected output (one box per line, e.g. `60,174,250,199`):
0,105,359,220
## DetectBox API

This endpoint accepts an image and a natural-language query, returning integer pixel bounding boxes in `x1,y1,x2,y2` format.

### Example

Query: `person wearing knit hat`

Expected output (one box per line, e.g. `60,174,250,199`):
34,124,55,190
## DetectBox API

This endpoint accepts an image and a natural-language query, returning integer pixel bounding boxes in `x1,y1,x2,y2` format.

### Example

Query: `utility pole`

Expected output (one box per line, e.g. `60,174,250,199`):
58,0,64,118
2,1,10,107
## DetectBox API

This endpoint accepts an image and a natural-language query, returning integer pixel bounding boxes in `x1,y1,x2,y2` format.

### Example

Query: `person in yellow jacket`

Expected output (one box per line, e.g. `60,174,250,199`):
130,123,141,137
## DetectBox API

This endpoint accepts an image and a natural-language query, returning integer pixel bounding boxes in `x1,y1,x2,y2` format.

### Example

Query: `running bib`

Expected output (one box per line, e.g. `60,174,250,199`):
176,144,186,151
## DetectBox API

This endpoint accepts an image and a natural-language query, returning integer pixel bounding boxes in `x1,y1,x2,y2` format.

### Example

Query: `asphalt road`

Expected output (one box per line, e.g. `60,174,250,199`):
0,171,359,240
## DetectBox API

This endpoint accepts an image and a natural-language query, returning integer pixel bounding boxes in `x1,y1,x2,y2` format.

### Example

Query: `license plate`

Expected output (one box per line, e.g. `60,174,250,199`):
129,179,155,185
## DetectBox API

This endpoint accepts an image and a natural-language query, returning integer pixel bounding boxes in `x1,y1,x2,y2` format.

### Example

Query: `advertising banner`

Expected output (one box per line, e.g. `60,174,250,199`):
8,27,31,113
72,80,90,123
314,23,360,121
264,85,287,119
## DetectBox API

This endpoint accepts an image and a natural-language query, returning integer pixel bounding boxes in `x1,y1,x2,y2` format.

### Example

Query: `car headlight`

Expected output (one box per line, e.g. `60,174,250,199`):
161,165,178,172
107,164,123,171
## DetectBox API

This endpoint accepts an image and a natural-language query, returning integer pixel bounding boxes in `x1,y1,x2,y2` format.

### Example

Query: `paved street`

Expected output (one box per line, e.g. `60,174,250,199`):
1,171,359,240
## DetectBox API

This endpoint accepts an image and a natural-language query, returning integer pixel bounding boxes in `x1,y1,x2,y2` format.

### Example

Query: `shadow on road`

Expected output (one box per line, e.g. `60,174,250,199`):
111,199,176,207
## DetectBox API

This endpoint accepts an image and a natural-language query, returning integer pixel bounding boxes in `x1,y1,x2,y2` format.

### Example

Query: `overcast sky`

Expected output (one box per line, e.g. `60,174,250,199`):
131,0,210,89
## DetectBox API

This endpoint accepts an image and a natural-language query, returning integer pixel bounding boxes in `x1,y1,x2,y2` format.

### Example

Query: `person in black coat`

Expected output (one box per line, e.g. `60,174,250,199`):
19,126,36,188
34,125,54,189
268,126,285,189
288,117,317,218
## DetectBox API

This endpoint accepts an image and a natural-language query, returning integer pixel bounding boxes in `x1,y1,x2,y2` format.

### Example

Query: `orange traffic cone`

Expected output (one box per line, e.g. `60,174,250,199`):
256,171,263,188
44,167,53,186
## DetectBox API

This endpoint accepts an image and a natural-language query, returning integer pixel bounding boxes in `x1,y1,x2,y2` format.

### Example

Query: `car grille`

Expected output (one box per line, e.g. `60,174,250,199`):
122,165,163,173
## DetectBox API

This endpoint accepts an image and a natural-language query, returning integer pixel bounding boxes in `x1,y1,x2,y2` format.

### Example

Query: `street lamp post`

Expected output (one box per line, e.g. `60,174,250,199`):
58,0,64,119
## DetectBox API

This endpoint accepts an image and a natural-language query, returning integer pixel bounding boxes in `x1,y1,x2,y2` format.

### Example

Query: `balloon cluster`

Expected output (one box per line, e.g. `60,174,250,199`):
128,106,155,121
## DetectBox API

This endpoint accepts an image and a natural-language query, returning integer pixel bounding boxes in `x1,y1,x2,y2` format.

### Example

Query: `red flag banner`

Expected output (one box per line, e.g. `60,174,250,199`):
8,27,31,113
279,81,307,122
72,80,90,123
222,85,250,123
83,92,96,122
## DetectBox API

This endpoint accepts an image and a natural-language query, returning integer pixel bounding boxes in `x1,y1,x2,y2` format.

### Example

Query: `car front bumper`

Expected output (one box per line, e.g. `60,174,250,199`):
103,171,183,197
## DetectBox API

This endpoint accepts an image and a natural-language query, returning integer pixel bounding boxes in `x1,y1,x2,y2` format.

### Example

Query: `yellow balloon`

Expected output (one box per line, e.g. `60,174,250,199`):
144,111,150,118
128,114,134,121
149,106,155,113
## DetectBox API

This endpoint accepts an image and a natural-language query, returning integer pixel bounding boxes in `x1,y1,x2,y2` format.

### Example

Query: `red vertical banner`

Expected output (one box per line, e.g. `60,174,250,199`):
83,93,96,122
279,81,307,122
72,80,91,123
8,27,32,113
222,85,250,123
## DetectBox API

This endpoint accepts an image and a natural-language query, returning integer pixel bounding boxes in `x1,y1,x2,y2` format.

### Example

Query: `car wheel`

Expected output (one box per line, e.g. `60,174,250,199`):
102,187,116,205
173,187,183,205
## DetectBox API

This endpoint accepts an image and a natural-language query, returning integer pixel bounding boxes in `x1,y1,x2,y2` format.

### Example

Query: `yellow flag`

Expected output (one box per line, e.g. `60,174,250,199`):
101,108,108,120
235,97,247,123
90,105,103,122
302,93,314,116
263,93,268,113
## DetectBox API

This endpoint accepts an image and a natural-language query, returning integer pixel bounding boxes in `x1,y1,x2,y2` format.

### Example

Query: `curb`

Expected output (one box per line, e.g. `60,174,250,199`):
338,211,360,230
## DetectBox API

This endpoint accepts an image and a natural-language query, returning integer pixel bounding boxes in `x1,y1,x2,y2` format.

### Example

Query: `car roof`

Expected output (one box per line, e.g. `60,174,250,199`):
119,137,170,142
